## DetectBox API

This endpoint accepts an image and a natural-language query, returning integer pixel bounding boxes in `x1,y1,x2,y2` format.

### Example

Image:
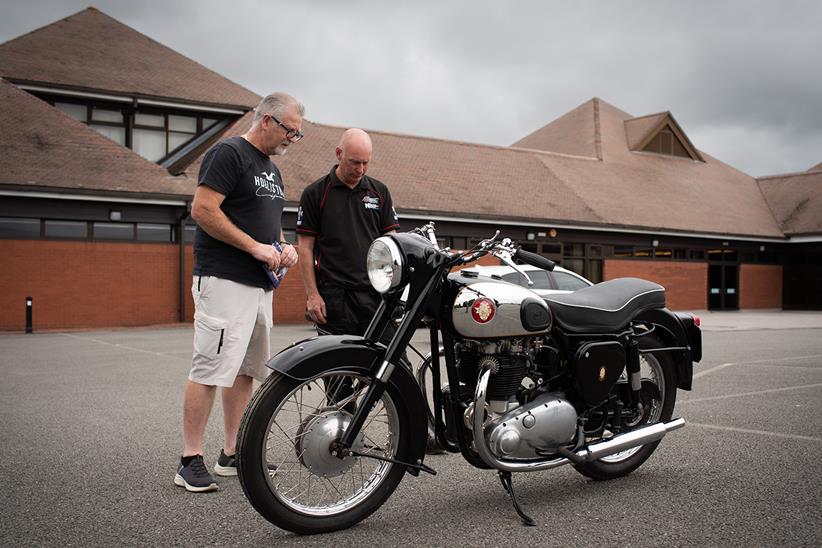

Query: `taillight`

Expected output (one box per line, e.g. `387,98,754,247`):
692,314,701,327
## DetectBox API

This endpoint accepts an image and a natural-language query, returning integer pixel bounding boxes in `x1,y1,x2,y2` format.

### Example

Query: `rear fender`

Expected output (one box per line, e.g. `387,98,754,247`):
266,335,429,475
636,308,697,390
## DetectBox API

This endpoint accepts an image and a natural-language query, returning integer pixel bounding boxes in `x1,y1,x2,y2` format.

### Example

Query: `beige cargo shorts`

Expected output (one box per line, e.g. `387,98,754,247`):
189,276,273,387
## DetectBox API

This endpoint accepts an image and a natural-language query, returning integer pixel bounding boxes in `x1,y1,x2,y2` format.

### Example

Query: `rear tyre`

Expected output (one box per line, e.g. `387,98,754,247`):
237,369,408,534
573,334,677,481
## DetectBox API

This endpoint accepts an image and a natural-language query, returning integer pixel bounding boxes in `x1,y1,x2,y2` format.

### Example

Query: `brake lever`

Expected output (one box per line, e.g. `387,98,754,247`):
492,240,534,287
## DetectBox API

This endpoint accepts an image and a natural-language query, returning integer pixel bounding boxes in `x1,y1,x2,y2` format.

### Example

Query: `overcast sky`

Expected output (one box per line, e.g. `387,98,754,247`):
1,1,820,177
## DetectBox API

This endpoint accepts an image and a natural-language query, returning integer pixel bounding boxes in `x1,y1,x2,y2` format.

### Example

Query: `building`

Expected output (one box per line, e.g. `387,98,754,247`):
1,8,820,331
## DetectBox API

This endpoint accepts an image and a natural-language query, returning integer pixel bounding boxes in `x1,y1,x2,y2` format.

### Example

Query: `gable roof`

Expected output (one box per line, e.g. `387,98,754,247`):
757,171,822,236
0,7,260,109
624,111,704,161
0,78,191,198
508,97,784,238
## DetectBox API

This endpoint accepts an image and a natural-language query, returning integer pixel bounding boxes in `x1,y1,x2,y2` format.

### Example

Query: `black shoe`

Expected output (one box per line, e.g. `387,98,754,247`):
174,455,218,492
425,434,447,455
214,449,238,477
214,449,277,477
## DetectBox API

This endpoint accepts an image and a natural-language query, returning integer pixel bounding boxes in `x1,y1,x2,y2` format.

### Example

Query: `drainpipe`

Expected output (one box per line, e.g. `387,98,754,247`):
178,202,191,322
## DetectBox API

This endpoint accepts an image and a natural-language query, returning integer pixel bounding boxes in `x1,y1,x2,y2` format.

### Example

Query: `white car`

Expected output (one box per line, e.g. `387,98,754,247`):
458,263,593,296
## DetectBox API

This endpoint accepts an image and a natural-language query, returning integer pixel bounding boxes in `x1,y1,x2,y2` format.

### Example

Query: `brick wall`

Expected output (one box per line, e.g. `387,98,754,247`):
604,259,707,311
1,239,188,331
739,264,782,308
1,240,495,330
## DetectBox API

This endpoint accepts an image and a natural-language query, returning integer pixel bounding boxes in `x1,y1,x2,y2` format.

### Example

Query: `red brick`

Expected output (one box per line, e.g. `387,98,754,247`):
604,259,707,310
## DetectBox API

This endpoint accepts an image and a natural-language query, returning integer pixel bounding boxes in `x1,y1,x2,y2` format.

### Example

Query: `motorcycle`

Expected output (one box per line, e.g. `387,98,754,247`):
236,222,702,533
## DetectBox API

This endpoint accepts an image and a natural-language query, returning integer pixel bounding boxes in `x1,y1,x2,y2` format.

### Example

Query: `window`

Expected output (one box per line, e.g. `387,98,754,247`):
44,220,87,239
0,217,40,238
184,225,197,243
43,94,230,164
93,222,134,240
137,223,173,242
642,127,691,158
502,270,552,290
552,271,591,291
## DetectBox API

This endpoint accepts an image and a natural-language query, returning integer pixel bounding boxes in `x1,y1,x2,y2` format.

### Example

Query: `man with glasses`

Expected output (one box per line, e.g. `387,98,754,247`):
175,92,304,493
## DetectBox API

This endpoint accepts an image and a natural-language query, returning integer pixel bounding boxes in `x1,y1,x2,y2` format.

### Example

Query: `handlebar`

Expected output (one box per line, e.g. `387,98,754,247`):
513,249,556,271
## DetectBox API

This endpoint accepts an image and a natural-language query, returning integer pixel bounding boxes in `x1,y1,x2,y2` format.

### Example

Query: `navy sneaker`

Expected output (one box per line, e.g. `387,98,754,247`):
214,449,238,477
214,450,277,477
174,455,218,492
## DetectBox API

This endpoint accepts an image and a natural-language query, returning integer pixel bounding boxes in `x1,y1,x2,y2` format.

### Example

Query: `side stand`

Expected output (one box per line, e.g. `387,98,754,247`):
497,471,536,526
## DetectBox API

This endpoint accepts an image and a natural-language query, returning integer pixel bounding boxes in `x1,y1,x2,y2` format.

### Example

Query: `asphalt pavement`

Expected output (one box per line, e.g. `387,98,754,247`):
1,311,821,547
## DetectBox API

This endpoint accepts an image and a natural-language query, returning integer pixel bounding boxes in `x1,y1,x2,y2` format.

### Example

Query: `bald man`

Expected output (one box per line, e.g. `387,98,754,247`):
296,128,399,336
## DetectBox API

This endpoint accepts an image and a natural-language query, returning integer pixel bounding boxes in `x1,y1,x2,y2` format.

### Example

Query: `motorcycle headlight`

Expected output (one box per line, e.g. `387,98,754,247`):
367,237,404,293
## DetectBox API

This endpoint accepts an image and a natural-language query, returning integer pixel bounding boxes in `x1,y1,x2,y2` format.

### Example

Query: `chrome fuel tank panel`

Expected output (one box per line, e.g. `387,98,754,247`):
452,282,551,338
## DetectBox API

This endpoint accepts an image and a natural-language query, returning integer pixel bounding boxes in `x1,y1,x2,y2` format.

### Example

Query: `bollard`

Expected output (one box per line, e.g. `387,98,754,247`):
25,296,33,334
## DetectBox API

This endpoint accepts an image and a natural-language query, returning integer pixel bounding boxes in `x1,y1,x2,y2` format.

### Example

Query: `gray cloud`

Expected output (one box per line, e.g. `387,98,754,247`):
1,0,820,177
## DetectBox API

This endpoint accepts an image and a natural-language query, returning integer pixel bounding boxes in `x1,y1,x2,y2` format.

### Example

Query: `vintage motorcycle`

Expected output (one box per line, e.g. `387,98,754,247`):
236,222,702,534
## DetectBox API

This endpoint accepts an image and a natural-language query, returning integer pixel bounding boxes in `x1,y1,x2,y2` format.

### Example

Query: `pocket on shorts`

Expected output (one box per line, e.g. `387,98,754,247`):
193,312,228,361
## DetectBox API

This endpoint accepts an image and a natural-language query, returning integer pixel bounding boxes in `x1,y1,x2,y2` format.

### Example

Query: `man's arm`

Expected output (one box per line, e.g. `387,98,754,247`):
191,185,281,269
297,234,326,324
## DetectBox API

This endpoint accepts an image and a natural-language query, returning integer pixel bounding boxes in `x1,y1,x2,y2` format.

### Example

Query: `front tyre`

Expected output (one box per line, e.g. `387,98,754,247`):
573,334,677,481
237,369,408,534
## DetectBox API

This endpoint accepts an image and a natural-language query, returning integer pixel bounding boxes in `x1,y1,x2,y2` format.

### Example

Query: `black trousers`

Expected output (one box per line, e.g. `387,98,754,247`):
318,283,382,337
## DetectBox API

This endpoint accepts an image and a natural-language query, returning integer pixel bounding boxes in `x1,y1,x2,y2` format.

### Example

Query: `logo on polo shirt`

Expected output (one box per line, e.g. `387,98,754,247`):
255,171,284,200
362,196,380,210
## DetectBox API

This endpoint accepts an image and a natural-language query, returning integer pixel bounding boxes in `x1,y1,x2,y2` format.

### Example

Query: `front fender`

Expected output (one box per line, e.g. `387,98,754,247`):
266,334,430,476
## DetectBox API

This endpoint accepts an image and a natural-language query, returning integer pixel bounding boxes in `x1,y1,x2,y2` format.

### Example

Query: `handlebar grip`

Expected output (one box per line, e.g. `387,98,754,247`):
513,249,556,271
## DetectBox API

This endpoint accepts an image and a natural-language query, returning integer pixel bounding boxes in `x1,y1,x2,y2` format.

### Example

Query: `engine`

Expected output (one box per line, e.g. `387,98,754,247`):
454,338,579,460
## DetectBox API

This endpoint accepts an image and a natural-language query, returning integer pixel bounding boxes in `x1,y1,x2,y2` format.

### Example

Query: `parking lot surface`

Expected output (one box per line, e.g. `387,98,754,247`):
1,311,821,547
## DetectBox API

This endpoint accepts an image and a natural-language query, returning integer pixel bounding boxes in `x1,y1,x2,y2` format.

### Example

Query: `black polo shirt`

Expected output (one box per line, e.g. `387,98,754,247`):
297,166,399,289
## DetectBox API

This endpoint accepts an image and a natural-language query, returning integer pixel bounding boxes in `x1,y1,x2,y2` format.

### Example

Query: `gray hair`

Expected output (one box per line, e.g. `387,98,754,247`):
252,92,305,124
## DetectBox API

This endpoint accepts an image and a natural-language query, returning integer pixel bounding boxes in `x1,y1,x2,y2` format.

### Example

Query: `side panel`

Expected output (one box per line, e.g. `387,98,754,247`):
636,308,695,390
266,335,430,474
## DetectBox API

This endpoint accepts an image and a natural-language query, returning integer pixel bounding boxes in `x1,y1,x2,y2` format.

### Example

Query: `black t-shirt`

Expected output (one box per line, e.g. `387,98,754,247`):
193,136,284,289
297,167,399,289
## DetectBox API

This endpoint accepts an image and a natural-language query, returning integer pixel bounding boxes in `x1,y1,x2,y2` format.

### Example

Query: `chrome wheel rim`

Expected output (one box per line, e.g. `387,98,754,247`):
262,371,400,516
599,351,665,463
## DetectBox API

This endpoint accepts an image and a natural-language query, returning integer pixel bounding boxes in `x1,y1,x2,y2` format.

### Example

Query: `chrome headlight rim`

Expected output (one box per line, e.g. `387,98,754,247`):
367,237,404,294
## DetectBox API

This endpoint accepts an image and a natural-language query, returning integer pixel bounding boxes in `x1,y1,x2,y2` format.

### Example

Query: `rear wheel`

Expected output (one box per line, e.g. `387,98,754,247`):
573,334,677,480
237,369,408,534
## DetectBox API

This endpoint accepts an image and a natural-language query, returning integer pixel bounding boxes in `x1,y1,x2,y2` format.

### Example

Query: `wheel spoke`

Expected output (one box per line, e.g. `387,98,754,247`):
255,371,401,515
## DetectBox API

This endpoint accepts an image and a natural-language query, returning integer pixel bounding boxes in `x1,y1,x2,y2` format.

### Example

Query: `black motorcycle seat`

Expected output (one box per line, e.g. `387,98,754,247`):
543,277,665,333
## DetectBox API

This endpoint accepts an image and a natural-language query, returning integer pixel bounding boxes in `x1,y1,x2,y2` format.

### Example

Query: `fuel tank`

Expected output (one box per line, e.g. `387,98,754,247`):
451,279,552,339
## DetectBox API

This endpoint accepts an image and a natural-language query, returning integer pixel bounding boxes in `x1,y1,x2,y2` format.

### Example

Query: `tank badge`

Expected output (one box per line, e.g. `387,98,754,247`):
471,298,496,324
598,366,606,382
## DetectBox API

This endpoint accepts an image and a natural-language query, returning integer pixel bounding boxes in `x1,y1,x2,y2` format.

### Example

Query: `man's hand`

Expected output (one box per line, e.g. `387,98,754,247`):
306,293,327,324
250,242,281,270
279,243,298,267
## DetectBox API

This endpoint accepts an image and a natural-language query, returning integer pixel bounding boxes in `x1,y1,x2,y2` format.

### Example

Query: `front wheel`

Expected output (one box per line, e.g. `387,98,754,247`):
573,333,677,481
237,369,409,534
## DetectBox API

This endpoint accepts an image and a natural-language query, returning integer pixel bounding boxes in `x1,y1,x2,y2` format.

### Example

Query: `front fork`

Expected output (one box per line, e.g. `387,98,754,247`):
337,275,440,453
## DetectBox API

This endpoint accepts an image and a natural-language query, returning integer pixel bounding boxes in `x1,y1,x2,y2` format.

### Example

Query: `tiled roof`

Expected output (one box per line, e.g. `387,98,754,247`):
184,99,785,238
758,171,822,236
533,99,783,237
0,7,260,109
0,78,192,198
185,117,603,226
511,98,611,159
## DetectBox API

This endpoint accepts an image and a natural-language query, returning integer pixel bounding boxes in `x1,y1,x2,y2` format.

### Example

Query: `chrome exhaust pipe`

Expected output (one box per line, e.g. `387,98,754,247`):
472,368,685,473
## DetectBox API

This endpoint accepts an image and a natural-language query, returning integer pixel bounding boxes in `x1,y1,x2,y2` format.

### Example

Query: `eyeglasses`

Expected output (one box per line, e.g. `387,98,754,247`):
267,114,303,142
